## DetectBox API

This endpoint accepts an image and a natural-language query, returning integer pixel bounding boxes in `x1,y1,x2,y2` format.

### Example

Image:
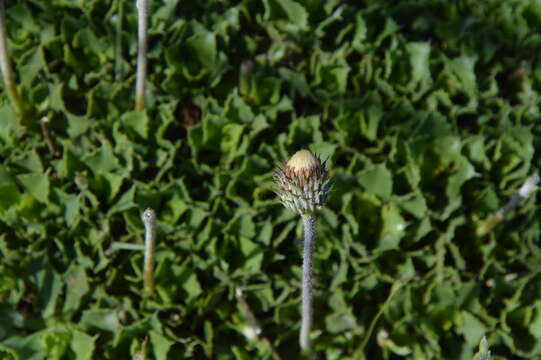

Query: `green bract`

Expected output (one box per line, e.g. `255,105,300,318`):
274,150,333,215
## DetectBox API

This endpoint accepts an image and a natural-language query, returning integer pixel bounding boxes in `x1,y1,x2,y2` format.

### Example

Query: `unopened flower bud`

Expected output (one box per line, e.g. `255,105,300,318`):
273,150,333,215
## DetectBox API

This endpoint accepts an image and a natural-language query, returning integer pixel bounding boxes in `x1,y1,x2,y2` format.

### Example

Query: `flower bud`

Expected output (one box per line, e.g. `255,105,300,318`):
273,150,333,215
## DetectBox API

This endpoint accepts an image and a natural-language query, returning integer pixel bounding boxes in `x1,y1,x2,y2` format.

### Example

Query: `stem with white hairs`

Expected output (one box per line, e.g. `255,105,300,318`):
300,214,316,351
135,0,148,112
142,208,156,293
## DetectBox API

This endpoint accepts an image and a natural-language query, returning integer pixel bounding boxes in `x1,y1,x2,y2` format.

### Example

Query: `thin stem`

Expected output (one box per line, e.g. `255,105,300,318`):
142,208,156,293
300,214,316,352
41,116,59,157
135,0,148,112
0,0,24,117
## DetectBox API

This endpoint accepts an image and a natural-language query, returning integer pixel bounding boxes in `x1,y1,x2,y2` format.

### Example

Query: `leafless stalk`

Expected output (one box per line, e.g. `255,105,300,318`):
41,117,59,157
0,0,24,117
106,208,156,294
142,208,156,293
300,214,315,351
135,0,149,112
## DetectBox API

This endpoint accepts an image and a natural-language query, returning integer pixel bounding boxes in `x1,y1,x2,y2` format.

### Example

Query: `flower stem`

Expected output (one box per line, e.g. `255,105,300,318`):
41,116,59,157
300,214,316,352
135,0,148,112
0,0,24,117
142,208,156,293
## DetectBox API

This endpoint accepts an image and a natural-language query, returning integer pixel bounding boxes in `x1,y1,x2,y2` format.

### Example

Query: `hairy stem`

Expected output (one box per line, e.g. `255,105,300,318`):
300,214,316,351
0,0,23,117
135,0,148,112
142,208,156,293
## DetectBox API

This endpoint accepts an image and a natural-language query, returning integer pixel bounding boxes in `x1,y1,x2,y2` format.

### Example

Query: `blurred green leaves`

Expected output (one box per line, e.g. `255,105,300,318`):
0,0,541,359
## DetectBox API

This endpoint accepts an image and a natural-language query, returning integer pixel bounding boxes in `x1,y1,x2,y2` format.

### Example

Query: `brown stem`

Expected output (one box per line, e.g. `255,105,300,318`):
41,117,59,157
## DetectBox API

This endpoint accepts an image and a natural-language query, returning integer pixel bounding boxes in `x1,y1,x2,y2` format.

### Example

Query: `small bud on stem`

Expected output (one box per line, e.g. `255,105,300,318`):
274,150,333,215
273,149,334,352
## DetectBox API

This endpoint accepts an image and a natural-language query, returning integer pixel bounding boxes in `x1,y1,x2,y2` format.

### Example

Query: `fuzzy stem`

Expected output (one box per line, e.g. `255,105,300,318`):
0,0,23,117
300,214,316,352
135,0,148,112
142,208,156,293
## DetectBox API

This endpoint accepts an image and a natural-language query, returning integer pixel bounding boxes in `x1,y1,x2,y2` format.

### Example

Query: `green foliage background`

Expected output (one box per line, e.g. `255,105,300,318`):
1,0,541,359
